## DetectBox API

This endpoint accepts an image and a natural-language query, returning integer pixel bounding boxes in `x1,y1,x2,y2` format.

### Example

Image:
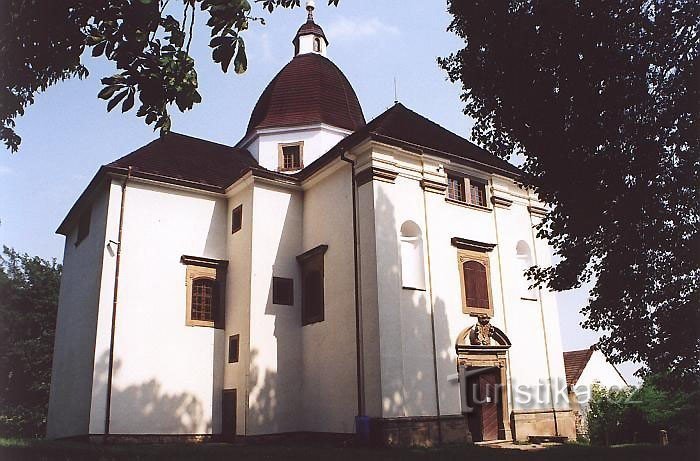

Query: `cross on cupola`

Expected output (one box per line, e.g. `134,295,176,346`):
293,0,328,57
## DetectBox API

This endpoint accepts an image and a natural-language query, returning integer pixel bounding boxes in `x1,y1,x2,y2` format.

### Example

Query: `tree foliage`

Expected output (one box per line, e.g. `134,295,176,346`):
588,378,699,446
0,247,61,437
440,0,699,385
0,0,339,152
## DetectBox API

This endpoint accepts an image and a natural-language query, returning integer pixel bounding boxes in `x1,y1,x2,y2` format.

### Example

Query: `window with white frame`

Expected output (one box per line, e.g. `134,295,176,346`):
278,142,303,171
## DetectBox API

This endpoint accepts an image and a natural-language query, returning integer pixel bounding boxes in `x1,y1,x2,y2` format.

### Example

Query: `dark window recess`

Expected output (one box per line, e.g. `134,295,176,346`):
463,261,489,309
231,205,242,234
297,245,327,326
469,182,487,207
191,278,217,322
76,209,91,245
222,389,237,438
273,277,294,305
228,335,240,363
313,37,321,52
281,144,302,170
447,175,466,202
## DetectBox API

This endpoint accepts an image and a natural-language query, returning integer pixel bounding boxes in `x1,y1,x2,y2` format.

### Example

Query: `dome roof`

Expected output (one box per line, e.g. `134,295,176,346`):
294,19,328,45
246,53,365,135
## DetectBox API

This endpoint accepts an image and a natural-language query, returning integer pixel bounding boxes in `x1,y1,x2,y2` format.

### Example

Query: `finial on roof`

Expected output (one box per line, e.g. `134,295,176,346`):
306,0,315,21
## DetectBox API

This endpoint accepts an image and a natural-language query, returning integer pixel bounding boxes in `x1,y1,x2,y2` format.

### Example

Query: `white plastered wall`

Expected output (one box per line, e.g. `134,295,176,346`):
300,161,358,433
223,181,254,435
296,34,327,56
368,172,438,418
88,180,227,435
573,350,628,414
355,145,573,422
242,125,349,172
47,182,111,439
245,180,304,434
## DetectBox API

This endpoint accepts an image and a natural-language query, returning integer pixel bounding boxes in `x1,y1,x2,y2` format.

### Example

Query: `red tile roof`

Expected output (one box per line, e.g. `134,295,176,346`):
311,103,521,178
294,19,328,45
563,348,594,386
108,132,257,190
246,53,365,136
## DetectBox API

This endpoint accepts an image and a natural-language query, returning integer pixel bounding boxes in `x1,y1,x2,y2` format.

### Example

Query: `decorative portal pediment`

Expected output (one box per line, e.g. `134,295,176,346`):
456,315,511,357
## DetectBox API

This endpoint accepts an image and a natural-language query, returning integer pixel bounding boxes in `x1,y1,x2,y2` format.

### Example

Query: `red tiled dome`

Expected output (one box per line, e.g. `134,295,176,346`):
246,53,365,135
294,20,328,46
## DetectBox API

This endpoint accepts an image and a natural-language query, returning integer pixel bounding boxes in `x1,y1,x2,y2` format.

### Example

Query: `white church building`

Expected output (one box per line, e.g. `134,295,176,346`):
47,3,576,446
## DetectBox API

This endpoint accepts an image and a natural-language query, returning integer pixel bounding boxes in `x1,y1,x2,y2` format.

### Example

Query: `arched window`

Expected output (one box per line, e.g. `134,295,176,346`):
313,37,321,52
516,241,537,300
400,221,426,290
191,277,217,322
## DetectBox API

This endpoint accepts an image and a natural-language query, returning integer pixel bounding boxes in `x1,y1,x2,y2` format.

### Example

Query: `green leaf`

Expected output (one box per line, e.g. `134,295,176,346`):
234,39,247,74
107,90,129,112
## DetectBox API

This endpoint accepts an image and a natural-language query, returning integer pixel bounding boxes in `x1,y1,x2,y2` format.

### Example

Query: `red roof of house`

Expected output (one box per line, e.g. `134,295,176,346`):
108,132,257,189
246,53,365,136
563,348,594,386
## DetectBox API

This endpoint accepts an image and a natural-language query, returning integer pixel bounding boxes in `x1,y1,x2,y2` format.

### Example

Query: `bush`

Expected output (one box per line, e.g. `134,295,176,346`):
0,247,61,438
587,378,699,446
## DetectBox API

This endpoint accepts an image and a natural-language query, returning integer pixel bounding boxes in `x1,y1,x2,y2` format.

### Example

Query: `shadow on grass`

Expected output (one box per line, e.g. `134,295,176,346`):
0,439,698,461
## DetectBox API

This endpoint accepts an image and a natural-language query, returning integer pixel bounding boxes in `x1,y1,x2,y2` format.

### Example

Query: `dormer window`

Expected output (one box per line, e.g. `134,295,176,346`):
279,142,303,171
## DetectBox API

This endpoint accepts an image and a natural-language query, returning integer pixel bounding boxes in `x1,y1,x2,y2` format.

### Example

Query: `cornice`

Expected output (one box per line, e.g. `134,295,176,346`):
355,166,399,186
420,179,447,194
451,237,497,253
491,195,513,208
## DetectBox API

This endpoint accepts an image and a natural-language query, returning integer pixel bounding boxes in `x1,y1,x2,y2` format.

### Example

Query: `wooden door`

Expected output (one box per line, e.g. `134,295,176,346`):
222,389,237,440
479,372,499,441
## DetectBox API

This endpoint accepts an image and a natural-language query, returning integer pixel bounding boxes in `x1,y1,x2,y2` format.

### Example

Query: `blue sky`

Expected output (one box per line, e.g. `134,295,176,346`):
0,1,639,383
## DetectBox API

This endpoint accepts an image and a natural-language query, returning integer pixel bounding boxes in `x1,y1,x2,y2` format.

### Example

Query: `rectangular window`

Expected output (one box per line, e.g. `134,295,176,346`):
75,208,91,246
228,335,240,363
457,250,493,317
296,245,328,326
278,142,303,171
469,181,487,207
231,205,242,234
181,255,228,328
447,175,466,202
272,277,294,305
447,174,488,208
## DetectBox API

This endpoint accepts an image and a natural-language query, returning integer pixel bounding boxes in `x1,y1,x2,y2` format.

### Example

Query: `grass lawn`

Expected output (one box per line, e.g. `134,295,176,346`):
0,438,697,461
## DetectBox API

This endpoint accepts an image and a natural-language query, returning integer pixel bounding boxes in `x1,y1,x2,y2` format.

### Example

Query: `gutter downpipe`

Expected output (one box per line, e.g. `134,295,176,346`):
104,166,131,436
420,154,442,444
340,152,366,419
527,196,559,437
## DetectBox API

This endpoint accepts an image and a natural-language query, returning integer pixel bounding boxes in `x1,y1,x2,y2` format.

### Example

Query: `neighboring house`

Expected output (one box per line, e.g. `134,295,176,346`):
47,2,577,446
564,347,629,437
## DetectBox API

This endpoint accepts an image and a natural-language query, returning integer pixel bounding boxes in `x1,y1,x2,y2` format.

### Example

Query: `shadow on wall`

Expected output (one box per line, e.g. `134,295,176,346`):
246,188,301,434
372,187,461,419
93,351,209,434
247,348,282,432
